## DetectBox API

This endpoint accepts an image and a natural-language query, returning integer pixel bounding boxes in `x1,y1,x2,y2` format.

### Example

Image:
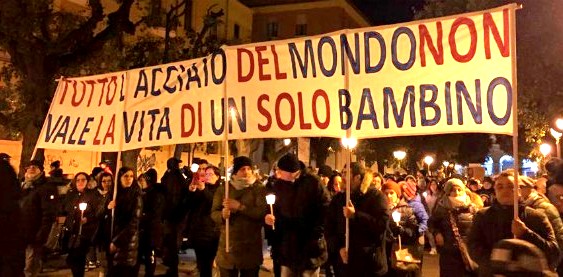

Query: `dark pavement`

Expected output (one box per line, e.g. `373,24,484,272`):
39,248,439,276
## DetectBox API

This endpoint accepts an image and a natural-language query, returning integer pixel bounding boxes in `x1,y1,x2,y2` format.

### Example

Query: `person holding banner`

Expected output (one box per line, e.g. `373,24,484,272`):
325,163,389,277
264,153,330,277
468,171,560,276
211,156,267,277
106,167,142,277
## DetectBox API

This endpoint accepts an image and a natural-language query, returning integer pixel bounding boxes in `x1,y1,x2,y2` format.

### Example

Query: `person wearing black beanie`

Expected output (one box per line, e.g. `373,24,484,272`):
264,153,330,276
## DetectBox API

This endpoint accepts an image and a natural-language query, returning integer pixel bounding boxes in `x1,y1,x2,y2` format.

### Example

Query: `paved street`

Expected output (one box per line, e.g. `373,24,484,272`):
39,248,439,276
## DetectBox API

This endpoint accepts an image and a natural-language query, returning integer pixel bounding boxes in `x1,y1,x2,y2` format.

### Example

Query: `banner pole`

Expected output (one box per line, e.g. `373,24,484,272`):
223,51,230,253
344,50,351,253
110,150,122,239
510,5,520,220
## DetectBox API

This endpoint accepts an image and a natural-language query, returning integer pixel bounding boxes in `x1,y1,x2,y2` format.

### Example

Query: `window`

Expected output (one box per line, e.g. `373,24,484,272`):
266,22,279,38
234,24,240,39
295,24,307,36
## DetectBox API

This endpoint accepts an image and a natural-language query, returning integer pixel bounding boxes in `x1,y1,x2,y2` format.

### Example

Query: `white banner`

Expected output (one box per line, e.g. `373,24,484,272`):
37,4,517,152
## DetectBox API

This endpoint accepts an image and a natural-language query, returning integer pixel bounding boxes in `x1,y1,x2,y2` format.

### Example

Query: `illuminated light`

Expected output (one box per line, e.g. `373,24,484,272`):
79,203,87,211
393,150,406,160
539,143,552,157
266,194,276,205
424,156,434,166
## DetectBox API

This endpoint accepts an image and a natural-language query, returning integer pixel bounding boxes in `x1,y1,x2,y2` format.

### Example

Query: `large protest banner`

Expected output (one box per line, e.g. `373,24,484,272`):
36,4,517,152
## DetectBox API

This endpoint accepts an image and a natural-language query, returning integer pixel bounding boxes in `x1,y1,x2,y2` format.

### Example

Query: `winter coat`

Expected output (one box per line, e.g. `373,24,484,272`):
161,169,189,223
211,179,267,270
325,173,390,276
429,192,481,276
468,201,560,276
406,194,429,234
111,184,143,266
387,200,419,246
61,188,101,246
186,181,221,243
140,184,165,249
270,173,331,271
0,161,25,256
522,191,563,265
20,173,59,246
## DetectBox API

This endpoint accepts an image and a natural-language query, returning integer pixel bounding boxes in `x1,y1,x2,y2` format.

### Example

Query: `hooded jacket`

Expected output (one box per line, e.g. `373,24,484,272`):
211,179,267,270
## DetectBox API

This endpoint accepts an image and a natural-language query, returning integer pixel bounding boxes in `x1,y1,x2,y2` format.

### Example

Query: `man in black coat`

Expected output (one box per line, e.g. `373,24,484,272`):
0,158,25,276
161,157,189,277
325,162,390,277
20,159,59,277
468,171,560,276
265,154,330,276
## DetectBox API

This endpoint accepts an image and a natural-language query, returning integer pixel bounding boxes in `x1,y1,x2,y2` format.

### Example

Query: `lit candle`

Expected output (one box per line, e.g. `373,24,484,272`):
266,194,276,230
392,210,402,249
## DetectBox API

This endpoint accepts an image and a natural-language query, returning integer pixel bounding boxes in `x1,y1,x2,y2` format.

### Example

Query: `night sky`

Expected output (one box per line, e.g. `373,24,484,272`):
352,0,425,25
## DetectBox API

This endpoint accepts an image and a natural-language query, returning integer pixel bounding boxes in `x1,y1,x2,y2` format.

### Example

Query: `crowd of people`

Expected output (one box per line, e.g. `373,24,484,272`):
1,151,563,277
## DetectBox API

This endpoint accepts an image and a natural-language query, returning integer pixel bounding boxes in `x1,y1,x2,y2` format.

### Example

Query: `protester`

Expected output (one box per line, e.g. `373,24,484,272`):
0,158,25,276
372,172,384,190
326,173,342,200
61,172,100,277
429,178,482,277
468,171,560,276
401,180,429,246
325,163,389,277
186,165,222,277
519,175,563,273
106,167,143,277
318,165,333,188
212,156,267,277
423,178,440,255
21,159,59,277
264,153,330,277
161,157,189,276
382,179,420,277
476,177,495,207
90,172,114,270
137,171,165,277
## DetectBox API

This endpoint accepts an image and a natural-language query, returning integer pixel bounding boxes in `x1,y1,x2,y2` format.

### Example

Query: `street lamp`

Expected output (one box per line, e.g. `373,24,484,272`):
393,150,407,169
424,155,434,176
556,118,563,131
551,128,562,158
283,138,291,146
539,143,552,157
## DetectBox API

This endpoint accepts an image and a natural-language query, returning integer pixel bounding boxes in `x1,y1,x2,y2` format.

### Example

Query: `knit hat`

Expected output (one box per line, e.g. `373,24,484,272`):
0,153,10,161
318,165,333,177
401,181,417,199
444,178,465,196
382,179,402,197
277,154,300,173
518,176,535,188
232,156,253,174
166,157,182,170
27,159,44,171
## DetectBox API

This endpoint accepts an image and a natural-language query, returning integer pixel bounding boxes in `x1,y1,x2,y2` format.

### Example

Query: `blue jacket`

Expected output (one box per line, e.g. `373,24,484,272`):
406,194,429,234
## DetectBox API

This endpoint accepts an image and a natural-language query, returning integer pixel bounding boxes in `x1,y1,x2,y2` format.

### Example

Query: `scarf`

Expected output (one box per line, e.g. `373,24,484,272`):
448,194,469,208
22,172,42,190
230,175,256,190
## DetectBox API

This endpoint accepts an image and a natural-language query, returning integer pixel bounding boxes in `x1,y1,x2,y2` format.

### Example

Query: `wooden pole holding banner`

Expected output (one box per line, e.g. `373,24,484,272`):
510,5,521,220
343,58,351,253
223,66,230,253
110,150,122,238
